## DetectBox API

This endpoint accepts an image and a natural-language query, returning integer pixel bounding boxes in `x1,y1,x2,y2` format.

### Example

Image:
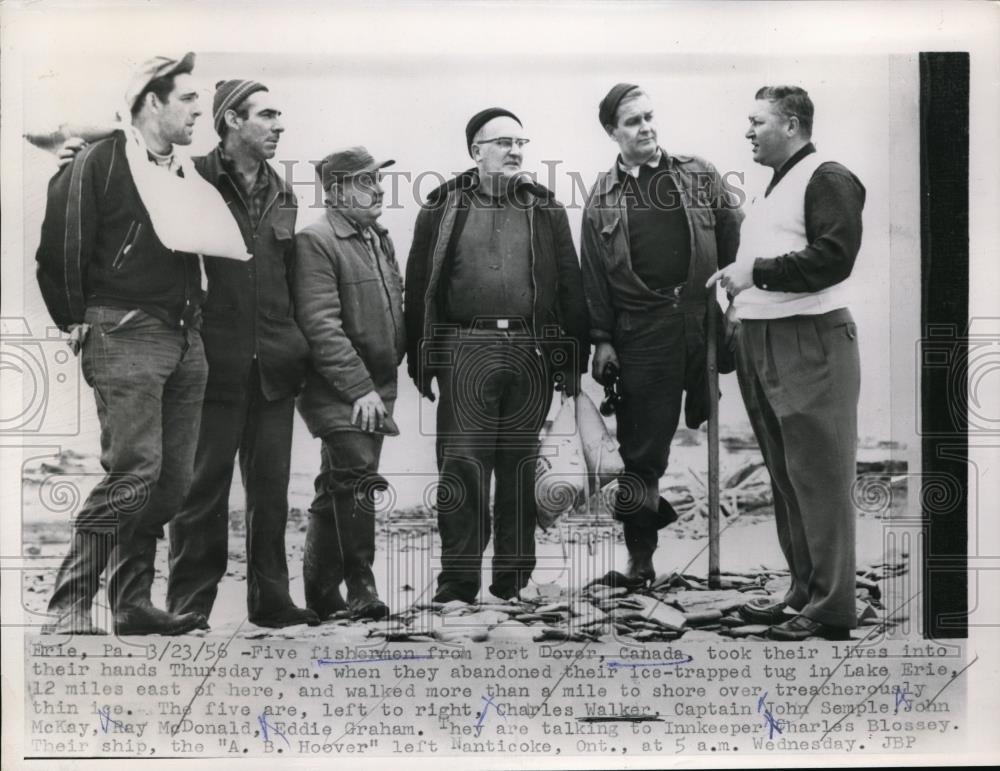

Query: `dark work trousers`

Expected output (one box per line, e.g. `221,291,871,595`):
166,362,297,623
735,307,860,628
312,431,386,503
305,431,386,615
46,307,206,622
613,310,705,529
434,329,553,602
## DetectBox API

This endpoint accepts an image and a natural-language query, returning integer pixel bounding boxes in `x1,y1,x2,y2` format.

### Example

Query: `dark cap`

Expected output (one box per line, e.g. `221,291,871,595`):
465,107,521,157
598,83,640,128
125,52,196,113
213,79,269,135
315,146,395,190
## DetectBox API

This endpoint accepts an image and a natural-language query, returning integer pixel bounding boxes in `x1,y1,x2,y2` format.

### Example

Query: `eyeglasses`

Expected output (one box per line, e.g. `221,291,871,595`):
474,137,530,150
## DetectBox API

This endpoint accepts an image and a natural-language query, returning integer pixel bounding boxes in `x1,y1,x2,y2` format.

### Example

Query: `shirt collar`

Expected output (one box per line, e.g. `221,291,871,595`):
201,144,283,197
617,148,663,178
219,147,266,190
146,147,179,175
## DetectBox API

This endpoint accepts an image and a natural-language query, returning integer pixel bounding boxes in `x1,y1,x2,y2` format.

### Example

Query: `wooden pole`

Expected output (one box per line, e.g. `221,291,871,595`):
706,297,721,589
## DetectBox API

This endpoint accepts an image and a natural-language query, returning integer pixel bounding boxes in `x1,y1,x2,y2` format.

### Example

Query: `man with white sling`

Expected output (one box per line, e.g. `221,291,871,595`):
707,85,866,642
35,53,250,635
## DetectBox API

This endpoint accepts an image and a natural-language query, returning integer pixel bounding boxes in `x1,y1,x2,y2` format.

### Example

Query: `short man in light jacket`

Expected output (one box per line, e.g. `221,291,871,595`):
293,147,405,621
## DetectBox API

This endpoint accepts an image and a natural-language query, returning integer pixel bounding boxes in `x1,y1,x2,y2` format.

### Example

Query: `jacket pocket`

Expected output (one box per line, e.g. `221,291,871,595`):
100,308,153,337
273,221,294,243
111,222,143,270
599,216,631,274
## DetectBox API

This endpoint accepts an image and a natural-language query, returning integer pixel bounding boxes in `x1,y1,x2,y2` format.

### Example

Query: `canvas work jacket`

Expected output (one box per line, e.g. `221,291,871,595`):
293,208,405,437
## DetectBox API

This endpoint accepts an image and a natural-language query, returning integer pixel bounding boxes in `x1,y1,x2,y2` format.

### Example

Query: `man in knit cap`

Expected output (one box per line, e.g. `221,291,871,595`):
165,79,318,628
405,108,589,604
581,84,743,586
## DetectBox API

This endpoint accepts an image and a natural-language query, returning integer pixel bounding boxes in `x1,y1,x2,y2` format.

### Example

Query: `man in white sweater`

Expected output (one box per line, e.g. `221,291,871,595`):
708,86,866,641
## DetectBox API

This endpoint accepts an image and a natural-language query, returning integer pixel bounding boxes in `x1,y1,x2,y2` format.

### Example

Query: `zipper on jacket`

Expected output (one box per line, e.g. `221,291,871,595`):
423,195,455,341
676,166,700,291
256,191,281,235
249,190,281,360
527,204,541,357
371,231,401,354
112,221,141,270
223,171,280,361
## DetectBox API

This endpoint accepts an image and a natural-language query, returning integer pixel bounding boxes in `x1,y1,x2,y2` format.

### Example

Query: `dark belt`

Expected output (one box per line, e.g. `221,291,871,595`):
455,317,531,333
651,283,685,300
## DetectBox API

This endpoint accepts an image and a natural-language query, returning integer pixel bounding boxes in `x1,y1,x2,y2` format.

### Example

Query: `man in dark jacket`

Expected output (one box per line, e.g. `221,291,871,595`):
294,147,405,621
36,53,216,636
405,108,589,604
581,84,743,585
164,80,317,628
48,79,316,630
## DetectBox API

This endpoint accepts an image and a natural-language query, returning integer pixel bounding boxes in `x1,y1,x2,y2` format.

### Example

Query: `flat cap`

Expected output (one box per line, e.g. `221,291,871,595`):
315,146,395,190
125,52,196,114
465,107,521,157
598,82,639,128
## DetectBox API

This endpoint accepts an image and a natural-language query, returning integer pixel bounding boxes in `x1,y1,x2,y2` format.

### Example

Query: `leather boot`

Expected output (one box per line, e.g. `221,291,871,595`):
43,528,113,635
337,490,389,621
108,534,205,636
303,508,347,621
623,521,658,585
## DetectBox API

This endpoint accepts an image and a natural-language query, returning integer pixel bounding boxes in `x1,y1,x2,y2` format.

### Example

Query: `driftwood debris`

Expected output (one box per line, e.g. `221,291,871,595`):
355,553,909,645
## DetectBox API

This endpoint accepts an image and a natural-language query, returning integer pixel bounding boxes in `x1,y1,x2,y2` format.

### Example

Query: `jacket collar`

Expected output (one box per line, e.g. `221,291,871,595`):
198,144,287,200
324,207,388,240
424,167,557,205
617,148,664,178
594,147,689,196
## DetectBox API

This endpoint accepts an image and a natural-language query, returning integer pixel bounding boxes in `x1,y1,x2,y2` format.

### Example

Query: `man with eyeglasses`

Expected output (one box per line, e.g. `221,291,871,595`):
294,147,405,620
405,108,589,604
581,84,743,586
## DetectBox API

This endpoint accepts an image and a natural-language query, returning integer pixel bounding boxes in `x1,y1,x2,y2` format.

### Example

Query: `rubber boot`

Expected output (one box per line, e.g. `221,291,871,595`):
623,521,658,585
43,528,113,635
246,519,320,628
337,490,389,621
303,508,347,621
108,534,205,636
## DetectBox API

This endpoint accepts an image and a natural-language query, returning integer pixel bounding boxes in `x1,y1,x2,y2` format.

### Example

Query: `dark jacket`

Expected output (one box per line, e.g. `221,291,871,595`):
193,147,309,402
581,150,743,342
404,170,590,388
581,150,744,427
293,209,405,437
35,130,203,331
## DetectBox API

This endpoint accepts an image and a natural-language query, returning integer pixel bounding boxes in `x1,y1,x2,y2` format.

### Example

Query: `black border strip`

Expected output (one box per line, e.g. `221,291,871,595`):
919,52,969,639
